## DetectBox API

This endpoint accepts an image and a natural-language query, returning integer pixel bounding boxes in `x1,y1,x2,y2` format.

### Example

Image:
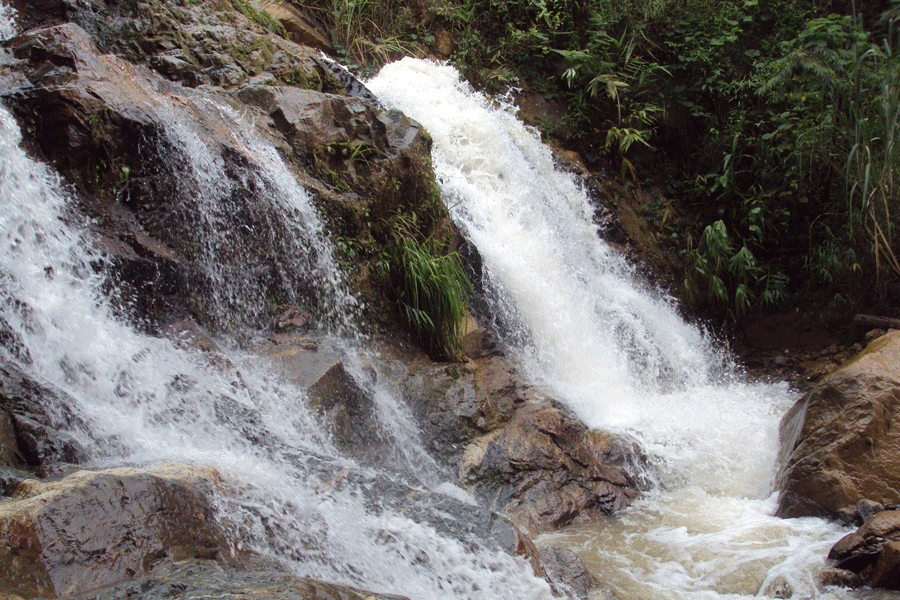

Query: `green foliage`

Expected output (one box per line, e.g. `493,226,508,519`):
324,0,899,318
683,220,786,317
312,0,423,68
229,0,286,37
380,213,472,360
760,4,900,290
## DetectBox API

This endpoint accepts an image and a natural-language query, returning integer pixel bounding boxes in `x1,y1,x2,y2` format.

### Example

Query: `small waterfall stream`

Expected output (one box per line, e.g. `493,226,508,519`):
367,58,884,600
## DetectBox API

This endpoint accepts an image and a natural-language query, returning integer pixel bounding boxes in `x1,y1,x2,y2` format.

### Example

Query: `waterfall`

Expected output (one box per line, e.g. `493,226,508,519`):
0,6,555,594
367,58,868,600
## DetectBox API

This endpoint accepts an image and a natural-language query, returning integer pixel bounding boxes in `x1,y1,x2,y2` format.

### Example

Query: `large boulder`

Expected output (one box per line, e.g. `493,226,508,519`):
0,14,446,332
0,362,87,472
775,331,900,519
0,465,233,598
459,399,643,536
379,336,646,536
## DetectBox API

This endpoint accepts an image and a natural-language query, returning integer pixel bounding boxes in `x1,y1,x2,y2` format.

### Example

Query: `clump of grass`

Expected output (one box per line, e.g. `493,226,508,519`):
383,213,471,360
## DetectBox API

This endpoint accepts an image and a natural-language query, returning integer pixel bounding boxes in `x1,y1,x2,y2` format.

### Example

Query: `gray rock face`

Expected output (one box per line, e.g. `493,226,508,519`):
776,331,900,519
0,362,87,471
0,11,441,331
459,399,644,536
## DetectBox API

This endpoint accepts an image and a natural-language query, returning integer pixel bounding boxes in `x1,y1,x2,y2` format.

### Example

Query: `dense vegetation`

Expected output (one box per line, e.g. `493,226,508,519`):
297,0,898,325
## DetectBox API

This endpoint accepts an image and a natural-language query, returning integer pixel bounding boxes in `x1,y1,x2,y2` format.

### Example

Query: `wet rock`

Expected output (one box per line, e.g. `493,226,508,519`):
77,558,408,600
386,351,536,461
0,465,233,598
537,546,599,600
249,0,334,52
819,567,867,589
514,80,571,139
322,460,544,574
1,12,447,333
234,82,437,240
828,509,900,590
0,361,87,471
372,345,645,534
0,408,22,468
459,399,644,535
776,331,900,519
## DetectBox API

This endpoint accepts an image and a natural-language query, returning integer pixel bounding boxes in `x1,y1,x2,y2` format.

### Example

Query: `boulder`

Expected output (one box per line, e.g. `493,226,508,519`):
828,509,900,590
252,332,387,465
775,331,900,519
0,17,444,331
459,399,643,536
0,465,233,598
75,558,409,600
537,546,599,600
374,342,645,535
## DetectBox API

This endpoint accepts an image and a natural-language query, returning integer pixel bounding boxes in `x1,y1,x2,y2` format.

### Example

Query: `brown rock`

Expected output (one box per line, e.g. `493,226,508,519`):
0,409,22,469
248,0,334,52
776,331,900,519
76,558,409,600
870,539,900,589
515,82,571,139
433,28,454,57
819,567,866,588
0,465,233,598
828,510,900,589
459,400,644,536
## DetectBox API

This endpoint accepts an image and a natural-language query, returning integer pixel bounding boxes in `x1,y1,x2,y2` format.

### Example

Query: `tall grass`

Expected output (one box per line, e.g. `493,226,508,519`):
385,214,472,360
845,10,900,279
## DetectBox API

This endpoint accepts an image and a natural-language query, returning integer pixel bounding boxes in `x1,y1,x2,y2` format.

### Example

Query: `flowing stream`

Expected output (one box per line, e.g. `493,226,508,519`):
366,58,889,600
0,1,888,594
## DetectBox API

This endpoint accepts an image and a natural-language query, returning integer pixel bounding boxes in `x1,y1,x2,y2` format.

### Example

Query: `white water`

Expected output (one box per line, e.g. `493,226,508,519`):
367,58,871,600
0,6,554,596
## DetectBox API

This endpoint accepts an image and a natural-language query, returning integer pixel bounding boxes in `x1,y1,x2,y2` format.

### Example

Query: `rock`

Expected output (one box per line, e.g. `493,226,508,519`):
320,460,544,575
0,361,87,471
2,14,447,334
433,28,454,57
537,546,599,600
828,509,900,590
0,465,233,598
0,409,22,468
819,567,866,588
370,346,645,534
514,80,571,139
248,0,334,52
776,331,900,519
76,558,409,600
870,540,900,589
254,334,401,468
459,399,644,536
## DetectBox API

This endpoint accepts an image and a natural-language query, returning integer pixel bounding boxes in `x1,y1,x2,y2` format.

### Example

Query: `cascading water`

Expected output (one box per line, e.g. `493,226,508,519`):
367,58,882,600
0,5,555,597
